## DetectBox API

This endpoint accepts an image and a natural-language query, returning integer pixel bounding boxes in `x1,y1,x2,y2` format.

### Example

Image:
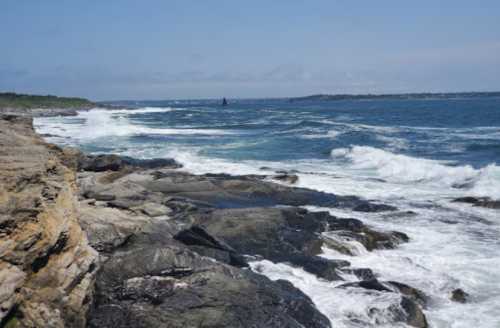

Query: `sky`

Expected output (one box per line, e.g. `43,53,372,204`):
1,0,500,100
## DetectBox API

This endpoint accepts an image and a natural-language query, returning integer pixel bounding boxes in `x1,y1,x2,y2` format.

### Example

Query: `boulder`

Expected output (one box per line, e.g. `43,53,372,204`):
452,197,500,209
272,171,299,184
400,296,428,328
450,288,469,303
338,279,428,328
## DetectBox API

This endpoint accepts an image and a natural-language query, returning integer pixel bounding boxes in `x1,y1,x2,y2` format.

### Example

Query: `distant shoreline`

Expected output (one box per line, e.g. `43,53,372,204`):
0,92,98,117
2,91,500,116
289,91,500,102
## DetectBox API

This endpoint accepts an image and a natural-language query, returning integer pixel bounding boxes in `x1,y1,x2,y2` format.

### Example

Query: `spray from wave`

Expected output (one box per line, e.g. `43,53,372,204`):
331,146,500,198
35,108,235,140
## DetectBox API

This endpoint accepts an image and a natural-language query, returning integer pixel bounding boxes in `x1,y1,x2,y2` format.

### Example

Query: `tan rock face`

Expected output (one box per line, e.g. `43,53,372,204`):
0,115,98,328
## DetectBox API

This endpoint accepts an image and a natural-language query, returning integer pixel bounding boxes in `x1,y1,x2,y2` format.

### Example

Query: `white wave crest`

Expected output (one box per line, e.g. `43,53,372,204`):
301,130,342,139
331,146,500,198
103,107,178,114
35,108,234,139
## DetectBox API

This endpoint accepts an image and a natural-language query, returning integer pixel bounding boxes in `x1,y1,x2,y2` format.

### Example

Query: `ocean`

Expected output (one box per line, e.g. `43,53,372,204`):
35,97,500,327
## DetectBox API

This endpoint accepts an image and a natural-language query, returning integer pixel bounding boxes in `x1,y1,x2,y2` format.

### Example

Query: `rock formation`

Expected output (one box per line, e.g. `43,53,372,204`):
0,114,429,327
0,115,98,327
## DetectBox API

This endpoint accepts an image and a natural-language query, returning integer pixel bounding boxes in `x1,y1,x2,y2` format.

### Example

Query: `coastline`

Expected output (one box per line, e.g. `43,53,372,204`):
0,112,433,327
5,105,499,327
0,106,94,117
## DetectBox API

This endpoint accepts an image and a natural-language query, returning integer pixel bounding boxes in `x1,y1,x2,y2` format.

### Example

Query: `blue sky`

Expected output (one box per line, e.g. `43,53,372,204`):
1,0,500,100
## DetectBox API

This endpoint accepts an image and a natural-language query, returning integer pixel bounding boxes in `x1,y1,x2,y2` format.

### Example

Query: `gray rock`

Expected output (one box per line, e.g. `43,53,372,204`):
338,279,428,328
77,154,181,172
181,207,406,280
86,222,331,328
452,196,500,209
450,288,469,303
132,202,172,217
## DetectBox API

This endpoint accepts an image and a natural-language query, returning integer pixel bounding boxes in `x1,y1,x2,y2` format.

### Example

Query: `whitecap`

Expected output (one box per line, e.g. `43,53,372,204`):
35,108,235,140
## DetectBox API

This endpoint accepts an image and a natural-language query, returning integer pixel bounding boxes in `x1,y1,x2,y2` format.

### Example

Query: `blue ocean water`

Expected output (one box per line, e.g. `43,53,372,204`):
35,97,500,327
92,97,500,167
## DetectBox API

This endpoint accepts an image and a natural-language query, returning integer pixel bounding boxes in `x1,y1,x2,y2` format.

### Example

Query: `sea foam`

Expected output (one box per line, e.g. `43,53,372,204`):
330,146,500,198
36,108,235,140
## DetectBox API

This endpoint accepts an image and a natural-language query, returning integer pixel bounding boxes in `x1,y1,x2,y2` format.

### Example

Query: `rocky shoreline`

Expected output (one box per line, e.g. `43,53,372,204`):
0,113,451,327
0,106,96,118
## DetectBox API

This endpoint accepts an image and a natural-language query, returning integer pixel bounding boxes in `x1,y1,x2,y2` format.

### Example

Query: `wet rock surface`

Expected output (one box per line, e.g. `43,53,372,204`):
450,288,469,303
74,158,422,327
452,196,500,209
85,217,331,328
338,279,428,327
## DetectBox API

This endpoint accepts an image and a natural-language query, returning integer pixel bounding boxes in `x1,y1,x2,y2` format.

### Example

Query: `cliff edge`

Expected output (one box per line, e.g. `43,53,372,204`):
0,115,98,327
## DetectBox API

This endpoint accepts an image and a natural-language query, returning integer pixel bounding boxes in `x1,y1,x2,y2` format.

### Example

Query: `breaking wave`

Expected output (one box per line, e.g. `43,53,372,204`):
331,146,500,198
35,108,235,140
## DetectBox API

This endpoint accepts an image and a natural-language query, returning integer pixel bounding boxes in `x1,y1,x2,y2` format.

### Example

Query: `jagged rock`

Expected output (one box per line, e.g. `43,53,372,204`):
134,170,396,211
0,115,98,327
323,217,409,253
174,225,248,267
1,114,420,328
272,171,299,184
353,202,397,212
85,215,331,328
76,194,331,328
400,296,428,328
338,279,392,292
450,288,469,303
79,205,158,253
338,279,428,328
287,255,350,281
388,281,428,307
452,197,500,209
77,154,181,172
182,207,406,280
132,202,172,217
339,267,376,280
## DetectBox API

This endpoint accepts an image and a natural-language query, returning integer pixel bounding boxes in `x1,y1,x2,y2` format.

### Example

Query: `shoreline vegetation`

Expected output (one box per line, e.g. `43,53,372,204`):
0,92,96,117
0,92,95,109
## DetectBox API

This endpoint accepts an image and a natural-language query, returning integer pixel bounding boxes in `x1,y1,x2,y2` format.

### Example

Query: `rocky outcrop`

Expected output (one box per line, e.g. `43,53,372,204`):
0,115,98,327
75,153,182,172
81,203,331,328
452,196,500,209
450,288,469,303
337,280,428,328
75,156,424,327
1,114,428,328
176,207,407,279
0,107,92,117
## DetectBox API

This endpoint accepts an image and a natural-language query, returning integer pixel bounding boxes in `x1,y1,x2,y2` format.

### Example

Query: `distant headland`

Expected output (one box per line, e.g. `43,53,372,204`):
0,92,96,116
0,92,94,109
289,91,500,102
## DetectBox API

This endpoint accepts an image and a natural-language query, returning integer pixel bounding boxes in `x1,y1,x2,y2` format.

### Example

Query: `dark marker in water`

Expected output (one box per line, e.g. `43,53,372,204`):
222,97,228,106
